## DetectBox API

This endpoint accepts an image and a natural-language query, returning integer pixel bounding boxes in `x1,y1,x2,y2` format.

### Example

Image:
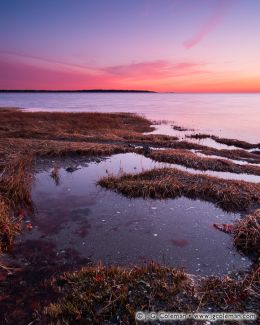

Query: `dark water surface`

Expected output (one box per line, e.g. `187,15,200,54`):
4,153,250,276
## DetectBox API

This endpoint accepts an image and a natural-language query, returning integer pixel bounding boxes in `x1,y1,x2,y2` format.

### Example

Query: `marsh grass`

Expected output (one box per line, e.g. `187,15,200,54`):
233,209,260,259
0,138,133,160
44,262,197,324
134,139,260,164
0,156,34,252
50,166,61,186
42,262,259,324
0,155,34,207
198,147,260,164
1,108,260,165
198,268,259,311
187,133,260,150
0,199,21,252
0,109,153,141
148,149,260,176
98,168,260,211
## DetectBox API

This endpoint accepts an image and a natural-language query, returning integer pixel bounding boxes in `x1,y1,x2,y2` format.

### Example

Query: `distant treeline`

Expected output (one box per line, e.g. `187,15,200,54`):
0,89,156,93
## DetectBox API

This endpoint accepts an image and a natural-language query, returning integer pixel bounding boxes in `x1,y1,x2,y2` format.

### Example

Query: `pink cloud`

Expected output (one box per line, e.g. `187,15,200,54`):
103,60,208,79
183,0,231,49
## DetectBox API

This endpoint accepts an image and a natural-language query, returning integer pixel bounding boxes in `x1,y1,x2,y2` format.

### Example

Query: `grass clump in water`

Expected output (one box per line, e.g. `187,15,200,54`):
233,209,260,260
98,168,260,211
0,156,34,252
187,133,260,150
148,149,260,176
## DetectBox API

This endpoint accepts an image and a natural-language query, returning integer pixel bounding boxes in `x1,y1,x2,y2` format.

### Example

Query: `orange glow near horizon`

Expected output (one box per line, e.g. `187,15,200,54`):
1,55,260,93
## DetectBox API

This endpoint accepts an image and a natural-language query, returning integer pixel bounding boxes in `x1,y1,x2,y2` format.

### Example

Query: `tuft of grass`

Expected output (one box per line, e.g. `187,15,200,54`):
198,147,260,164
233,209,260,259
98,168,260,211
0,156,34,252
148,149,260,176
172,125,192,131
42,263,259,324
44,263,197,324
198,267,259,311
0,199,21,253
51,166,61,186
187,133,260,150
122,133,178,143
0,155,34,208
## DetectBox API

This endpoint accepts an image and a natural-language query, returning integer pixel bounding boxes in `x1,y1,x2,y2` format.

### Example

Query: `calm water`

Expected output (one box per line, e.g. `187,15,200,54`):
4,153,250,276
0,92,260,142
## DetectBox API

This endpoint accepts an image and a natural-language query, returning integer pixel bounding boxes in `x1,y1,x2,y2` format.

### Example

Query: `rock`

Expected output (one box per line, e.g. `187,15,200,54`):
66,166,78,173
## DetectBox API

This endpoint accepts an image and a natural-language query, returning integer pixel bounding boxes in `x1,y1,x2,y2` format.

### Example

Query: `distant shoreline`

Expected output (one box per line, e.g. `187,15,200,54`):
0,89,157,93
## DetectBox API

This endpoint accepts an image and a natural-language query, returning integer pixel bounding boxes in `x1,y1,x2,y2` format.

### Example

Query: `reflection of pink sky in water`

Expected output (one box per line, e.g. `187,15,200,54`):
5,154,251,276
0,93,259,142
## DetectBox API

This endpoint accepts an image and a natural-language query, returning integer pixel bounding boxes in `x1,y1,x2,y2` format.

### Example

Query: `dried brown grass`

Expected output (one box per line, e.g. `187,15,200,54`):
199,147,260,164
0,155,34,208
233,209,260,259
198,267,259,311
44,263,196,324
167,142,260,164
42,262,259,324
122,133,178,143
1,108,260,166
0,156,34,252
0,109,153,142
187,133,260,150
148,149,260,176
0,138,132,162
98,168,260,211
0,199,21,252
138,139,260,164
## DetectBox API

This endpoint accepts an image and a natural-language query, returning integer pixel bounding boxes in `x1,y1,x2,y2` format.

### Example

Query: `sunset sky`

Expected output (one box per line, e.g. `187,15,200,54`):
1,0,260,92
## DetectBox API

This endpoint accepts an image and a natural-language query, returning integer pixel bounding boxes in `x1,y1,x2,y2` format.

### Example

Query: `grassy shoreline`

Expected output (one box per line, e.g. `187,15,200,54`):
0,108,259,324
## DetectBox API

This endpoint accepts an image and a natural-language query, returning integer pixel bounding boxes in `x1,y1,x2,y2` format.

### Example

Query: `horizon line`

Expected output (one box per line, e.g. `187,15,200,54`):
1,89,260,94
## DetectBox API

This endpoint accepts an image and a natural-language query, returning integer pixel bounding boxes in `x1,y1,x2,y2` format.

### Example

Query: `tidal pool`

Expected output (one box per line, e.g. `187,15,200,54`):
5,153,251,276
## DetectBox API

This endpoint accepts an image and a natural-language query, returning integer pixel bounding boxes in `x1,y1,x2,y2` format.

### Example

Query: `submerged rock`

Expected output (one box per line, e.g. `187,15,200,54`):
66,166,79,173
